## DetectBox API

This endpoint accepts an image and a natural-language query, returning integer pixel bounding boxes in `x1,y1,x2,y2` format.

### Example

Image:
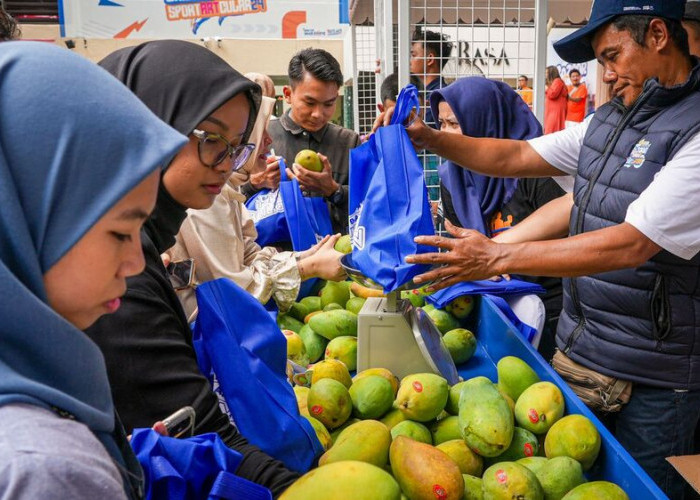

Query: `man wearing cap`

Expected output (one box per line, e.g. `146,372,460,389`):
378,1,700,497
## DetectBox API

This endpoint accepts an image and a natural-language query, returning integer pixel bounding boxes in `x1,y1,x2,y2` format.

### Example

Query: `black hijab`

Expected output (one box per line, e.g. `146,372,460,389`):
99,40,262,252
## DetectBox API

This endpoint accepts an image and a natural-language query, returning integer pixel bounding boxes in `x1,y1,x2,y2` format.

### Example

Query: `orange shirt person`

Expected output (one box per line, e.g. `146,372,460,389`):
517,75,533,109
566,68,588,127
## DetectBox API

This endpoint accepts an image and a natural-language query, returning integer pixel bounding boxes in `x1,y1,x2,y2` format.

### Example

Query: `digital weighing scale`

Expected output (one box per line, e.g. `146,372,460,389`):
341,255,460,385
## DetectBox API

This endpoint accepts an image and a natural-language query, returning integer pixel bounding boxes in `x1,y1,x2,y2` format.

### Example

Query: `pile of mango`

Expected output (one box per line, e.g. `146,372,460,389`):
281,355,628,500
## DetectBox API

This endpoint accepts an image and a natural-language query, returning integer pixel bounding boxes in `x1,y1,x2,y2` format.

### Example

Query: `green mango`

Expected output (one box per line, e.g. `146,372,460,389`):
277,314,304,334
321,281,351,309
323,303,344,311
544,414,601,471
446,381,467,415
288,302,310,322
299,324,328,364
309,309,358,340
430,415,462,445
497,356,540,402
307,378,352,429
395,373,449,422
400,289,426,307
329,417,360,444
379,408,407,431
496,426,540,462
334,234,352,254
436,439,484,477
536,456,586,500
458,377,514,458
516,456,549,475
445,295,475,319
310,359,352,388
299,295,322,312
325,336,358,371
319,420,392,468
345,296,367,314
354,368,399,396
463,474,484,500
302,415,332,451
293,386,310,417
561,482,629,500
482,462,544,500
443,328,477,365
279,461,401,500
349,375,394,420
390,420,432,445
422,304,460,334
390,436,464,500
514,382,565,435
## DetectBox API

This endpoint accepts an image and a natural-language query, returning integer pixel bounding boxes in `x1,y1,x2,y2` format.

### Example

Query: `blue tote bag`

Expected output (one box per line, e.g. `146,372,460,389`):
245,161,291,247
348,84,435,292
130,429,272,500
192,278,324,473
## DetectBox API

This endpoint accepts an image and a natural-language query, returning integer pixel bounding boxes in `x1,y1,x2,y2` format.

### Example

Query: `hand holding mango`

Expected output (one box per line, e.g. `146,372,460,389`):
290,150,339,197
294,149,324,172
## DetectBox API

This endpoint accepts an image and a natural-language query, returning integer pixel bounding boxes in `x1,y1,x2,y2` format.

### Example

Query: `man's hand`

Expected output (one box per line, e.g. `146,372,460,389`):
288,153,338,197
405,221,502,292
371,106,436,151
250,157,281,190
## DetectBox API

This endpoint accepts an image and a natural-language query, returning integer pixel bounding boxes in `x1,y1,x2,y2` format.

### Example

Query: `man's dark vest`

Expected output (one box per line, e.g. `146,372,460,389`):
556,64,700,390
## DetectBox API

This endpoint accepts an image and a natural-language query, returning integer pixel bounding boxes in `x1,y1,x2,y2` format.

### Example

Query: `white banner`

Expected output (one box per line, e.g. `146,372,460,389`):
60,0,348,39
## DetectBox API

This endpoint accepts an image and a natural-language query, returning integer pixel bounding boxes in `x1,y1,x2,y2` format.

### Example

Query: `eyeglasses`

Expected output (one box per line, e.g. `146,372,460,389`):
192,129,255,171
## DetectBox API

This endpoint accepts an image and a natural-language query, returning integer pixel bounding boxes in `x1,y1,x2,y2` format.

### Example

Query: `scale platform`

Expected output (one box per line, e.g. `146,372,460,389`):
341,255,459,385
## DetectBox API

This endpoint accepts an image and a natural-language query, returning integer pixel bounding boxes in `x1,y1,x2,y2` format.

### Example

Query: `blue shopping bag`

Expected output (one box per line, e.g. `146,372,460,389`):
192,278,324,474
130,429,271,500
245,161,290,247
348,84,435,292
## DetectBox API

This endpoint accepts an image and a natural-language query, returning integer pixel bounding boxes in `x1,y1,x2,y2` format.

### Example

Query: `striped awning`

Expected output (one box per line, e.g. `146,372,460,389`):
349,0,592,26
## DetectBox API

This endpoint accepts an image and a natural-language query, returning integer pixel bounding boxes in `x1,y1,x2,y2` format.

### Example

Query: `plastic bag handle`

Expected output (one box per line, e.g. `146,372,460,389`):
390,84,421,127
278,157,289,182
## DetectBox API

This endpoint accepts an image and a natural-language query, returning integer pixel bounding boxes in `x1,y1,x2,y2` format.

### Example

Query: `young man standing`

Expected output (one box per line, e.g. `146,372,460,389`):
410,28,453,126
257,48,359,234
565,68,588,127
517,75,534,109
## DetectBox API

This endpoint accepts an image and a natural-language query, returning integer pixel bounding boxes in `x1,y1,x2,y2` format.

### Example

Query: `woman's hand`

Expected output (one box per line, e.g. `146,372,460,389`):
295,234,331,261
298,234,347,281
405,221,503,292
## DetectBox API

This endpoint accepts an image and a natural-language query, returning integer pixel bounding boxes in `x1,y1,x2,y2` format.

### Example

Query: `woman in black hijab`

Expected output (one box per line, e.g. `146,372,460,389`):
85,40,299,496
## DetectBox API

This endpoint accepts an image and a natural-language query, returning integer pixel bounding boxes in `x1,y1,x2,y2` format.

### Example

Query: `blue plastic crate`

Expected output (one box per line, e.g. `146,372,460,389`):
457,296,668,499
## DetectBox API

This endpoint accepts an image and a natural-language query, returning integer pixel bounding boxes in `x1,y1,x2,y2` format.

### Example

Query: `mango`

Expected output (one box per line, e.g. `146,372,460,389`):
277,314,304,333
345,296,366,314
321,281,351,309
380,408,407,430
446,381,467,415
307,378,352,429
390,420,432,445
304,310,323,324
299,295,322,312
445,295,474,319
303,415,332,451
310,359,352,388
350,281,385,299
309,309,358,340
561,481,629,500
514,382,565,435
458,377,514,458
354,368,400,396
497,356,540,402
279,460,401,500
463,474,483,500
544,414,601,471
319,420,392,468
517,456,549,475
496,427,539,462
395,373,449,422
390,436,464,500
430,415,462,445
324,336,358,371
497,388,516,414
443,328,477,365
334,234,352,254
329,418,360,445
436,439,483,477
283,330,309,366
293,385,310,417
422,304,460,334
401,289,426,308
482,462,544,500
299,324,328,364
536,456,586,500
288,302,310,322
294,149,323,172
323,303,344,311
349,375,394,419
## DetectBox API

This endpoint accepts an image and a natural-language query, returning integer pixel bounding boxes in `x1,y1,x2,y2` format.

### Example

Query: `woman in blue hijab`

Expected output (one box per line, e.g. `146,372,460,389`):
430,77,566,360
0,43,186,498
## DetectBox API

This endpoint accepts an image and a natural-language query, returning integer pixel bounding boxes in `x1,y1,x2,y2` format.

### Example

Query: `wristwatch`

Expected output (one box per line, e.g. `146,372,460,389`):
326,184,344,205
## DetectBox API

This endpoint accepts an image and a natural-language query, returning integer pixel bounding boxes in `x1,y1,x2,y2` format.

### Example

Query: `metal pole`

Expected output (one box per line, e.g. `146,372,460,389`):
351,25,360,134
533,0,548,123
398,0,410,88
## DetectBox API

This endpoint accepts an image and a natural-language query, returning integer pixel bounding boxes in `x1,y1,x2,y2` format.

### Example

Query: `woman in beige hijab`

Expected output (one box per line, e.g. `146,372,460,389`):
169,96,345,321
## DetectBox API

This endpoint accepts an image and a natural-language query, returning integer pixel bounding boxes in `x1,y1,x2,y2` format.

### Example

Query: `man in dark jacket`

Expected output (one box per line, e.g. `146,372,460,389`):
389,1,700,498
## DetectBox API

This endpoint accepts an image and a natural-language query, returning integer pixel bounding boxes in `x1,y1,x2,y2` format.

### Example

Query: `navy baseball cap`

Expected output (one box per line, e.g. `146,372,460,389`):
554,0,687,63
